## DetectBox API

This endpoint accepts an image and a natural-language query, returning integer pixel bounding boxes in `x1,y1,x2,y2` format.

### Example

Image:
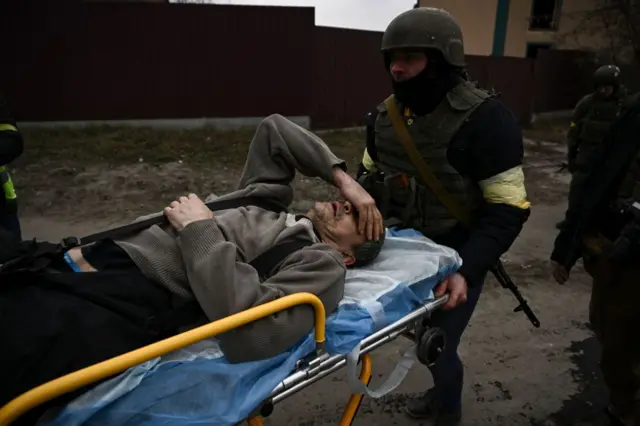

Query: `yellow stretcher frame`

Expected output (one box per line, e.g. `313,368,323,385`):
0,292,447,426
0,292,374,426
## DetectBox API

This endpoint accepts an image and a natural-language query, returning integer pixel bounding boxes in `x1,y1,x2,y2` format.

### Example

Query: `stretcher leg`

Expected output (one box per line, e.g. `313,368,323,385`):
339,354,372,426
246,416,264,426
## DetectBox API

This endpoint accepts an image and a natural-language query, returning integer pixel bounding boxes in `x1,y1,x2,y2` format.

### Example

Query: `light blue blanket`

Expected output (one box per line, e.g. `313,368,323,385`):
43,228,462,426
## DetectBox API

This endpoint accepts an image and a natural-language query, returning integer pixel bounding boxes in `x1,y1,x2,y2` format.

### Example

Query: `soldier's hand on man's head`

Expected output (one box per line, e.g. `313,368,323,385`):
333,167,384,241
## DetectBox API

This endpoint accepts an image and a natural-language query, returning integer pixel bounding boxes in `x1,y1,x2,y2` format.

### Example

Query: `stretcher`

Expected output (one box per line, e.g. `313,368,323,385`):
0,227,461,426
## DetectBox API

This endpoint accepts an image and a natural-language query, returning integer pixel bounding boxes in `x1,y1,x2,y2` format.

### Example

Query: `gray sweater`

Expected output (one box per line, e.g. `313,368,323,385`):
115,114,347,363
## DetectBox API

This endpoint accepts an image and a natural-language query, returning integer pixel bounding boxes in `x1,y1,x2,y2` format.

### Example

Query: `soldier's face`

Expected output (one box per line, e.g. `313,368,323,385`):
389,49,427,82
597,85,614,97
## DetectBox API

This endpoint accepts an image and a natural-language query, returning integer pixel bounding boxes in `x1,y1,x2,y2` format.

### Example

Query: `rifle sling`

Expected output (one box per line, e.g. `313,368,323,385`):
80,196,286,246
384,95,472,227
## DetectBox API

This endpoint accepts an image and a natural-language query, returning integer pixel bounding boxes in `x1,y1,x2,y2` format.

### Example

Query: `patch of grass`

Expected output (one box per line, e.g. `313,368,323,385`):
18,126,256,169
17,126,367,172
12,125,368,220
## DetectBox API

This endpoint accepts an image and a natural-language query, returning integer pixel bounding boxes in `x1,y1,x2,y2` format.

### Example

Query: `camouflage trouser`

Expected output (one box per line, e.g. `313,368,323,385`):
584,254,640,424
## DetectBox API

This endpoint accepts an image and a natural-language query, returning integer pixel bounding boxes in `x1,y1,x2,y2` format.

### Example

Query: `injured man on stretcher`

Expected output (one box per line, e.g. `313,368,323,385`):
0,114,386,422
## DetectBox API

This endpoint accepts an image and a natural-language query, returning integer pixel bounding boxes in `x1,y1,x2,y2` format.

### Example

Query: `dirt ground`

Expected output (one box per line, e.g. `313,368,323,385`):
13,119,607,425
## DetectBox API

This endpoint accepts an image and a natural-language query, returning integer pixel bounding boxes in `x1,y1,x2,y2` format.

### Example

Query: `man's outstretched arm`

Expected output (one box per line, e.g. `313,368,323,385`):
232,114,383,237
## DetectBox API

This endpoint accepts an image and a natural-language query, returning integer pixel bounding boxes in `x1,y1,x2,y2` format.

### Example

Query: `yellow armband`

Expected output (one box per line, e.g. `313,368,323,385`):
478,165,531,209
361,148,375,171
0,123,18,132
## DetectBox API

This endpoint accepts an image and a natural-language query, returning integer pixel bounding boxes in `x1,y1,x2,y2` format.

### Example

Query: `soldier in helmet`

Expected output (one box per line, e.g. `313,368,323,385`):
556,65,638,229
551,94,640,426
356,7,531,425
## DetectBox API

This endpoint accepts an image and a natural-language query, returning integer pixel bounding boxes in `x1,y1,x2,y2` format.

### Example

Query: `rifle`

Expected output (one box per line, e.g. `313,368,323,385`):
491,261,540,327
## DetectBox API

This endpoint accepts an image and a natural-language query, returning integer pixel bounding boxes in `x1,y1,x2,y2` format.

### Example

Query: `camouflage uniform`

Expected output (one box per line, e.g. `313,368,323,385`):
587,137,640,425
583,252,640,425
559,65,637,229
553,96,640,425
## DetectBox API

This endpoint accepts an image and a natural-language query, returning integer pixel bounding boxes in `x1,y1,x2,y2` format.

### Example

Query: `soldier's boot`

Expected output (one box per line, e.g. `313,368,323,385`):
405,389,462,425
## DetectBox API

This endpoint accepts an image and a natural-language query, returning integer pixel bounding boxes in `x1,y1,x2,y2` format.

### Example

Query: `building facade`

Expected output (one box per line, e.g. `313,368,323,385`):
418,0,607,58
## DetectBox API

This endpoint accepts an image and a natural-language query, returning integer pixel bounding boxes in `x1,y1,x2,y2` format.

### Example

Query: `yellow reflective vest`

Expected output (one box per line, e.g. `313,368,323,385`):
0,123,18,202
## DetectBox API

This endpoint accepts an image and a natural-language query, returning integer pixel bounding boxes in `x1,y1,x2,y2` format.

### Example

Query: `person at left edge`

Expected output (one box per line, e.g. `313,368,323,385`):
0,93,24,241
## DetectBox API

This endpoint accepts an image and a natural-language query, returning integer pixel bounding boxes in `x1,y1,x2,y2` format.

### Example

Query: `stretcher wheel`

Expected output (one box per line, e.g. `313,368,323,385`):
417,327,446,367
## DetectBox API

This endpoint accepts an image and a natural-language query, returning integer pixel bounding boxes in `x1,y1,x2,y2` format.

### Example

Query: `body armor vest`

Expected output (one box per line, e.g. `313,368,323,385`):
369,79,490,237
576,88,636,170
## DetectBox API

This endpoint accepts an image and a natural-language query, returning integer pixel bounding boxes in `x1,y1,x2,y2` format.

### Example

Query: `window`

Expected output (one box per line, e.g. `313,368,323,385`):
529,0,560,30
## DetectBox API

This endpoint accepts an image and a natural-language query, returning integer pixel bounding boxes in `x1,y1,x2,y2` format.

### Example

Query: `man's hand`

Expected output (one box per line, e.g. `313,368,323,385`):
332,167,383,240
550,260,569,285
164,193,214,230
434,273,468,310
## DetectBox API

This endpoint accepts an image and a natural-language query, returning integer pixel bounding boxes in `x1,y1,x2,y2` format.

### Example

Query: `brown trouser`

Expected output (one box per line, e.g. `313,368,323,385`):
584,253,640,424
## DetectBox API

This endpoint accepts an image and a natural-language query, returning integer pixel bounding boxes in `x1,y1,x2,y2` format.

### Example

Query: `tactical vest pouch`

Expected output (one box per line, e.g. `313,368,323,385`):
357,169,422,228
357,170,391,218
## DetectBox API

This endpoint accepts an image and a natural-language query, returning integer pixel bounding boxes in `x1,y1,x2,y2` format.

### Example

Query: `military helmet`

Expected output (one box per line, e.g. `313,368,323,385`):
381,7,466,67
593,64,621,88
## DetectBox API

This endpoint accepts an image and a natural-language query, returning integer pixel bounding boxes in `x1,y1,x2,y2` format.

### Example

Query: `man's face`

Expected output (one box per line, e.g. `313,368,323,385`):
389,49,428,82
308,200,367,265
596,85,615,97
